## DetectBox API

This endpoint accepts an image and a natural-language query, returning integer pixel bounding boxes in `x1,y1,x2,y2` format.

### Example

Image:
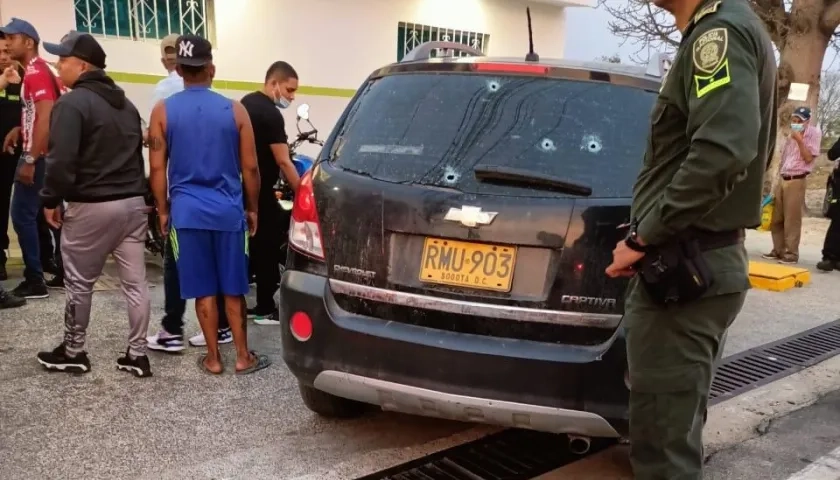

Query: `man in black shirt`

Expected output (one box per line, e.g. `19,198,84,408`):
0,34,22,282
240,61,300,324
0,34,25,308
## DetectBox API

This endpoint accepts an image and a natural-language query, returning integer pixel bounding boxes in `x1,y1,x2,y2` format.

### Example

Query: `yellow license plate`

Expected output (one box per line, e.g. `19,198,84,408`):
419,237,517,292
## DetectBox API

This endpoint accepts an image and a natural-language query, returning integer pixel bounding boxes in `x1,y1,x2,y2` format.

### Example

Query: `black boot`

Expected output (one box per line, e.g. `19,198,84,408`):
817,259,837,272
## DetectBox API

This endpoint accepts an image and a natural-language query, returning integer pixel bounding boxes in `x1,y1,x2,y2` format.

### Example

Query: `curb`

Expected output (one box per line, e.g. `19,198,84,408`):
704,354,840,455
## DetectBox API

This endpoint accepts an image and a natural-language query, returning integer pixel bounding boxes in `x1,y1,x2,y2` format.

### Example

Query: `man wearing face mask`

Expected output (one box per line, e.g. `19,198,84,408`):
240,61,300,324
763,106,822,265
35,31,152,377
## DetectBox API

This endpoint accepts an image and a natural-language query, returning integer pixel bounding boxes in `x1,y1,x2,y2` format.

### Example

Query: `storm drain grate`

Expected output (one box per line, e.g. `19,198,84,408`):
710,319,840,405
355,429,615,480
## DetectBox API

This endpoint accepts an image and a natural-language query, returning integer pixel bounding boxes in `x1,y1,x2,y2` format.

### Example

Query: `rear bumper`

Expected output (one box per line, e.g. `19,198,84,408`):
276,271,629,438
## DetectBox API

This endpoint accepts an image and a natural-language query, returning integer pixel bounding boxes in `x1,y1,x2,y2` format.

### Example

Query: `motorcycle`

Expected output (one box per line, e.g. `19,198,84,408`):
274,102,323,211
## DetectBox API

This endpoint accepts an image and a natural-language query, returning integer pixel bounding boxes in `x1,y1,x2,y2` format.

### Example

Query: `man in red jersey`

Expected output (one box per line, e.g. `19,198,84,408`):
0,18,66,299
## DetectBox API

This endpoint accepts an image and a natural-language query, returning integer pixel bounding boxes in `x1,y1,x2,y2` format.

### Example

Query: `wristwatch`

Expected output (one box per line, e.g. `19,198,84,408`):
22,153,35,165
624,220,651,253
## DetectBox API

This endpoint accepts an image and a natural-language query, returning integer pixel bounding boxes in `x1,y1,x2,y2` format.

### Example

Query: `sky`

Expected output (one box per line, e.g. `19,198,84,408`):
563,3,647,63
562,3,840,70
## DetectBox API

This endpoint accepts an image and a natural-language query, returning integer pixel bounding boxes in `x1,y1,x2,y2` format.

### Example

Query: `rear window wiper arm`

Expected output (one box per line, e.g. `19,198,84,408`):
473,165,593,197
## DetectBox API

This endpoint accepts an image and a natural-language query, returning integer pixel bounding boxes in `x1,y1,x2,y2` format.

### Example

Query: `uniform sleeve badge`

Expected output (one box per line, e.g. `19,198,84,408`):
692,28,731,98
692,28,728,74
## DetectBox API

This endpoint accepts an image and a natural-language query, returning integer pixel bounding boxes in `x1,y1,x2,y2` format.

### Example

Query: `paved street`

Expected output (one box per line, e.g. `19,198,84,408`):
1,225,840,479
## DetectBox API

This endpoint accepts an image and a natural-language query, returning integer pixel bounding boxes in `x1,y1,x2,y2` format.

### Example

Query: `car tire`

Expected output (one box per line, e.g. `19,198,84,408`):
298,383,368,418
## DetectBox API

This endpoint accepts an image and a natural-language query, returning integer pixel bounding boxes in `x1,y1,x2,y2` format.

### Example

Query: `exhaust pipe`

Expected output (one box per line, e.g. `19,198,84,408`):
568,435,591,455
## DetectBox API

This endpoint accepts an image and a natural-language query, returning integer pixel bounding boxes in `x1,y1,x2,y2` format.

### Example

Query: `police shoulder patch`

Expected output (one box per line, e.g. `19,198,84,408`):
692,27,728,74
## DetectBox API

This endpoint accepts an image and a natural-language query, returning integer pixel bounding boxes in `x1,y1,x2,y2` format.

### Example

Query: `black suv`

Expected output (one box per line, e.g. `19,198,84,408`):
276,41,662,440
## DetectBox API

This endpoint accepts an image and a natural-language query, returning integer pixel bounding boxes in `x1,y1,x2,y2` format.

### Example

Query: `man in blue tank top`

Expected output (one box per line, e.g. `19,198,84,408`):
147,35,269,375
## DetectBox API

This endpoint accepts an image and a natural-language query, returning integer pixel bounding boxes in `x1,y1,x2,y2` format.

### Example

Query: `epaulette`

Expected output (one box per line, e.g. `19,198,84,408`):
693,1,722,25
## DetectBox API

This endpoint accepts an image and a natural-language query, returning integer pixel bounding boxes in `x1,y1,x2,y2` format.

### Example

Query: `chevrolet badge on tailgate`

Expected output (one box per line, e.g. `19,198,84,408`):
443,206,498,228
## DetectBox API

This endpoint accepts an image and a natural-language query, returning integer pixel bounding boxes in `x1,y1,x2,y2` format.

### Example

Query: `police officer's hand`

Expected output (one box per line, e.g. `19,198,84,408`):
16,162,34,186
605,240,645,278
158,211,169,237
3,66,20,84
246,210,258,237
43,207,62,229
3,126,20,154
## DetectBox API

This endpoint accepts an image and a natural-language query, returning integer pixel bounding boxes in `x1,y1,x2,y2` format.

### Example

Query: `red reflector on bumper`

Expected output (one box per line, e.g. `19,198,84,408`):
290,311,313,342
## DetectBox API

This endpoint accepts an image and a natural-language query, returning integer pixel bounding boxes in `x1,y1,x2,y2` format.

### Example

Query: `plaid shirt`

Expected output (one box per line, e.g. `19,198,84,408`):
780,124,822,176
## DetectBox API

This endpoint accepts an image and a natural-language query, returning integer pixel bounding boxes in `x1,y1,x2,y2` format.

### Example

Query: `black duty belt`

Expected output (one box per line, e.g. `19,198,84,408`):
781,174,808,181
691,228,745,251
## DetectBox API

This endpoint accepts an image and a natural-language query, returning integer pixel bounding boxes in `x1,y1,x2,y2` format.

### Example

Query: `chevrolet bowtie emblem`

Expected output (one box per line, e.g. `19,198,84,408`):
443,206,498,228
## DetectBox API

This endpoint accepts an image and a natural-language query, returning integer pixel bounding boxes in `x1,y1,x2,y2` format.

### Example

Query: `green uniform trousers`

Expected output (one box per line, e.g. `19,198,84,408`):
625,279,746,479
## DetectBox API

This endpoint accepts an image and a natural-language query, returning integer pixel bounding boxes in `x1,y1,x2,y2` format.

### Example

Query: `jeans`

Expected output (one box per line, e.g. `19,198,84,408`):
252,201,288,313
161,234,229,336
10,158,45,282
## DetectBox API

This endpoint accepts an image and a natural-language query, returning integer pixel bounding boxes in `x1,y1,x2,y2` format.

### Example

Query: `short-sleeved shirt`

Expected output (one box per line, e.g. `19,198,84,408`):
240,91,288,203
149,70,184,119
780,124,822,176
21,57,66,155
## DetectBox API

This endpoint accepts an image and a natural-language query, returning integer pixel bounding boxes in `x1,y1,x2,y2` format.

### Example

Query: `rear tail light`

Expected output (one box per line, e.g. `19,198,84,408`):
289,171,325,260
475,63,549,74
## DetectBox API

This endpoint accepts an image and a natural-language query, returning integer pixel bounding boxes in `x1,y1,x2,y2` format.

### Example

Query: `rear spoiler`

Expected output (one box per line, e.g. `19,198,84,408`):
402,41,484,62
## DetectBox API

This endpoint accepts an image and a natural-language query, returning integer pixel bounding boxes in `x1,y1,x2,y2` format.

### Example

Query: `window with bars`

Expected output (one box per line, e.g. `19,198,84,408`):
397,22,490,61
73,0,212,41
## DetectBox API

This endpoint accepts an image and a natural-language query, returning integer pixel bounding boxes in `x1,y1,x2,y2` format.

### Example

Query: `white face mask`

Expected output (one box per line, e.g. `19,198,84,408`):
275,96,291,109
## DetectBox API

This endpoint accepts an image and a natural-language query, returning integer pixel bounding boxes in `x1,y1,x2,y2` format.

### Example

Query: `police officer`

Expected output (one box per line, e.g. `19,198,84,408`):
605,0,777,477
0,33,23,281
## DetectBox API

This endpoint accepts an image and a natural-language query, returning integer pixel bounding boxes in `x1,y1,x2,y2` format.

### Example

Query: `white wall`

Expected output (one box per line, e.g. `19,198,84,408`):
1,0,574,158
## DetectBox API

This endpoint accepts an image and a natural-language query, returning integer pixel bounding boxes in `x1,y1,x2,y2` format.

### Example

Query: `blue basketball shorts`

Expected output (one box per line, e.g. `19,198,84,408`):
170,227,250,299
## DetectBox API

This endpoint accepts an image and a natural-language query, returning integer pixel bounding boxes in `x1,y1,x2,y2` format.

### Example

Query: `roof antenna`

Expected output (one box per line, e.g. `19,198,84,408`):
525,7,539,62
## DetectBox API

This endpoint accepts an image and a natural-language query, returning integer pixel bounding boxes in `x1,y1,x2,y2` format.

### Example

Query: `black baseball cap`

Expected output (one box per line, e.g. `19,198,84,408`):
43,31,107,69
175,34,212,67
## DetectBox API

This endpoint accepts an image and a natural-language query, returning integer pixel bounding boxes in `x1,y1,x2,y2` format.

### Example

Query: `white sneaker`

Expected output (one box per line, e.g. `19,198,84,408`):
188,328,233,347
253,311,281,326
147,330,185,353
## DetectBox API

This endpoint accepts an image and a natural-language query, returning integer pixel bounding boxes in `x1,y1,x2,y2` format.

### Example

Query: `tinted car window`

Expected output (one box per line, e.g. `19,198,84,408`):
330,73,656,198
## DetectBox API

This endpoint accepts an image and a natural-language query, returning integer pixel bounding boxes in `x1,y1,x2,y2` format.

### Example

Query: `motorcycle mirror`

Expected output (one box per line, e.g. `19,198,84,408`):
296,103,310,121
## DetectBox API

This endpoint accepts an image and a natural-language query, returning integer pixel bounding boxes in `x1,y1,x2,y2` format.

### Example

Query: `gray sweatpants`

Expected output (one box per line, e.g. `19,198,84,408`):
61,196,151,357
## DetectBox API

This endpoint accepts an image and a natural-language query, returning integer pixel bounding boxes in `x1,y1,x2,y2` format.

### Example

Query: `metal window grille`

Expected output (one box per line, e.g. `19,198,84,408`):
397,22,490,61
73,0,212,41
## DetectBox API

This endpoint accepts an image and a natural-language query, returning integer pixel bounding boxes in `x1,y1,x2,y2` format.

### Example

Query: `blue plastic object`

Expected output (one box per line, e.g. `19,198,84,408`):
761,194,773,208
292,154,314,177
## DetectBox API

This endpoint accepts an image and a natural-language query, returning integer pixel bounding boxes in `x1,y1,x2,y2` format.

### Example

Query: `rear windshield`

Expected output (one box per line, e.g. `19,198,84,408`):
330,72,657,198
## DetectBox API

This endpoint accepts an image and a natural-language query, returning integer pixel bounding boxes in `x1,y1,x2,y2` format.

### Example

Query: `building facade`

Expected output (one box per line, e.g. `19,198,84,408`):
1,0,592,157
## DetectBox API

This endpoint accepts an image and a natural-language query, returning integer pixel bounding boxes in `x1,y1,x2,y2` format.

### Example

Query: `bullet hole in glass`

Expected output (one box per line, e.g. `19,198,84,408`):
486,80,501,92
581,135,603,154
442,166,460,184
538,138,557,152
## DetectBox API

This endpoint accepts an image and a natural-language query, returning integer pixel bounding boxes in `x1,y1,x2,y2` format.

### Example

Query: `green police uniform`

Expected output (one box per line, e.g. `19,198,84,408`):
625,0,777,477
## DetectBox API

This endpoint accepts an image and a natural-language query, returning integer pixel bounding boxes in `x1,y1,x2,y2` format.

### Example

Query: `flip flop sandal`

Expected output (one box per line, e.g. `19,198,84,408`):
198,354,224,375
235,351,272,375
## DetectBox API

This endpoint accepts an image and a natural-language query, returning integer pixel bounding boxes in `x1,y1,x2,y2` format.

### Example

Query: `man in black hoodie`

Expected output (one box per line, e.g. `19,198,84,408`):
35,31,153,378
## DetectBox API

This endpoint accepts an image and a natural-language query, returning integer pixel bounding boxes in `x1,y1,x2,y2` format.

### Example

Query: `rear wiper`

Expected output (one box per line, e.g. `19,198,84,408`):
473,165,593,197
